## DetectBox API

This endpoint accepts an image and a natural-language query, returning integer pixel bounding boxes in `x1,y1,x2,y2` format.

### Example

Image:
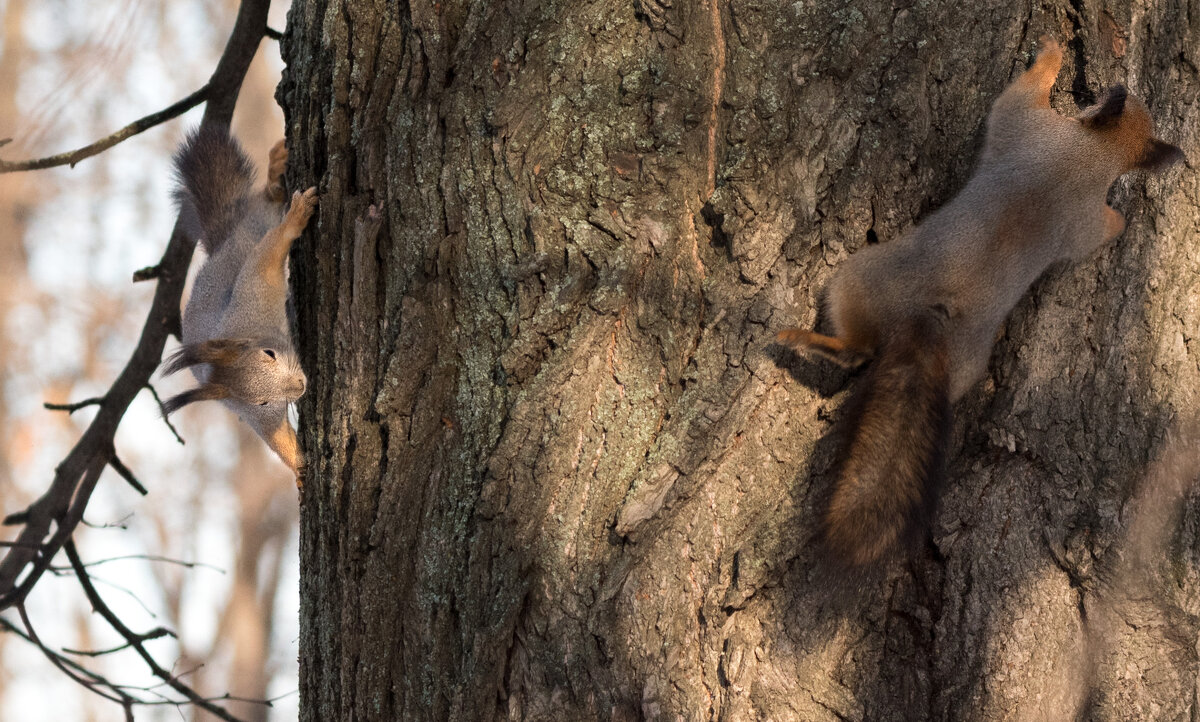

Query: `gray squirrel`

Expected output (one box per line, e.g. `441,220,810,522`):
161,128,317,479
777,37,1184,567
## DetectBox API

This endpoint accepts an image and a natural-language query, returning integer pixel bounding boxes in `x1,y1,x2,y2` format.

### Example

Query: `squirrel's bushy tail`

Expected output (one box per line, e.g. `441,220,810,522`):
173,127,256,253
823,310,952,567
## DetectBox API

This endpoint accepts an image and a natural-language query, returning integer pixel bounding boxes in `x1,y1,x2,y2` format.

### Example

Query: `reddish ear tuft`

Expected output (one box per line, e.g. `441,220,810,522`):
1138,138,1186,171
1079,85,1128,129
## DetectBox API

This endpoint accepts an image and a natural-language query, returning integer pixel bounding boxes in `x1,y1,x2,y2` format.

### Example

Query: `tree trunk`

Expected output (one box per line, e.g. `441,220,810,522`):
281,1,1200,719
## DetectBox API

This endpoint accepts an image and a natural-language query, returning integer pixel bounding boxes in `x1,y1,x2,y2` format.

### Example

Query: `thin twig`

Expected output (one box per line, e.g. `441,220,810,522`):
0,85,210,174
66,542,249,722
51,553,224,573
265,25,283,40
63,627,174,657
145,384,186,445
15,604,132,706
44,397,105,414
80,513,133,531
108,455,149,496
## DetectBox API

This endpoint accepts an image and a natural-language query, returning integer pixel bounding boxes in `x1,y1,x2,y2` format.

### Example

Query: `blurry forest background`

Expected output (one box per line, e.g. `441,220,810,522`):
0,1,299,720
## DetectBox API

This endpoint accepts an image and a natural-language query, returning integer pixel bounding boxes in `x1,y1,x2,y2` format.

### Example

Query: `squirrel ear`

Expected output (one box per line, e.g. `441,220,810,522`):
161,383,231,416
1079,85,1128,129
1137,138,1186,171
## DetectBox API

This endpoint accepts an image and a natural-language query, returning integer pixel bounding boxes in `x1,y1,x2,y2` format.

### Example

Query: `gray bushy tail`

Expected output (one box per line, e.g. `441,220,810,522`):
172,127,256,253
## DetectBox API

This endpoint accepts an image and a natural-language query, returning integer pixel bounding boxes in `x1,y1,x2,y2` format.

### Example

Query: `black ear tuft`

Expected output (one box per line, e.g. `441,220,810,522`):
1138,138,1186,172
162,388,201,416
1080,85,1128,129
161,384,230,416
161,344,200,376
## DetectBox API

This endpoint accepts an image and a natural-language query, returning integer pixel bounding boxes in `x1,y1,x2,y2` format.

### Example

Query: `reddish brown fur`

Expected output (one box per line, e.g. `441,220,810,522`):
822,314,951,566
778,36,1183,567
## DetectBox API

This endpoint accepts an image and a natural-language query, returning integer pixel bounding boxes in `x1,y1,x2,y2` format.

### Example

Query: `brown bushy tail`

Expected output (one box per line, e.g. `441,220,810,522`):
823,311,952,567
172,127,256,253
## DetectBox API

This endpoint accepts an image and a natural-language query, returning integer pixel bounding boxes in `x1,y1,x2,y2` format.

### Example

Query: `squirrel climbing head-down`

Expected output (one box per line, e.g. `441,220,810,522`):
160,127,317,480
777,37,1184,569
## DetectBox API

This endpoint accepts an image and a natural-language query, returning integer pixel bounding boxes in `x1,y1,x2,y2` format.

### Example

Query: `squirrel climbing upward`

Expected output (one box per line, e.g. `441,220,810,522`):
778,38,1184,567
160,127,317,479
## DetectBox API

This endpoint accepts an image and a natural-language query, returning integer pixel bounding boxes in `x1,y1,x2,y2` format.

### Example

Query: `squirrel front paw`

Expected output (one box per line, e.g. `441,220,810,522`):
284,187,319,232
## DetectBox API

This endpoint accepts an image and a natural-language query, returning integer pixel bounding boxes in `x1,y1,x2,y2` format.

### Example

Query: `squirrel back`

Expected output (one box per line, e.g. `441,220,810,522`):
161,128,316,478
779,38,1184,568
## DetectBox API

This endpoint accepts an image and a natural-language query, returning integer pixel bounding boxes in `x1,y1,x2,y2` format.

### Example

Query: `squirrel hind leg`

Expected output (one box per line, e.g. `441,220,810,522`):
776,327,870,369
265,140,288,203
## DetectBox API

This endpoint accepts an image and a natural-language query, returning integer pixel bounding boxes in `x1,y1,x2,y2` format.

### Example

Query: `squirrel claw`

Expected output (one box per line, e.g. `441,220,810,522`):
285,187,319,230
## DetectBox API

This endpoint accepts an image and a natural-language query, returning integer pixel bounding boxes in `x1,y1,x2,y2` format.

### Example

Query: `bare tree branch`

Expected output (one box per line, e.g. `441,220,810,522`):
0,0,272,610
62,627,175,657
0,1,279,719
66,541,250,722
108,454,148,496
0,86,210,174
52,552,224,573
14,603,134,707
144,384,186,445
131,264,162,282
43,396,106,414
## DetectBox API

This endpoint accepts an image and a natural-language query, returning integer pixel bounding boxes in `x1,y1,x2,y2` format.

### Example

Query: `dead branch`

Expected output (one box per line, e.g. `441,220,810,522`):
108,454,148,496
43,396,106,414
0,86,209,174
144,384,186,445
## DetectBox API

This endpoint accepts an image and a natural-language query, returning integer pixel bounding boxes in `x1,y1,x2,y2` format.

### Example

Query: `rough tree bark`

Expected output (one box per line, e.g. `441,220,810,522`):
281,0,1200,719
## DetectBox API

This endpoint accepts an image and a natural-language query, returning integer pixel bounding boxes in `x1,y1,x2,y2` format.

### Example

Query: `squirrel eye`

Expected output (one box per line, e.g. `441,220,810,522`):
259,401,269,406
263,349,277,360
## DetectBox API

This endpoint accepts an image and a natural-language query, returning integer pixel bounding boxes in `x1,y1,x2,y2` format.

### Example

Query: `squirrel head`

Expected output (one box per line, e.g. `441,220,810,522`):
161,338,306,415
1078,86,1185,172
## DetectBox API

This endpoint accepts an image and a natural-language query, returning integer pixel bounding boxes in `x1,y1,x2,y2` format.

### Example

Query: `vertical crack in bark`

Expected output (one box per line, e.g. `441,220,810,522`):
1068,0,1095,106
705,0,725,202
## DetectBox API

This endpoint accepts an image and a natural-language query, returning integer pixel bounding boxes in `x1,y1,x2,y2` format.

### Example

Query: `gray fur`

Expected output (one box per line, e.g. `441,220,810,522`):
173,128,258,253
162,129,315,475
